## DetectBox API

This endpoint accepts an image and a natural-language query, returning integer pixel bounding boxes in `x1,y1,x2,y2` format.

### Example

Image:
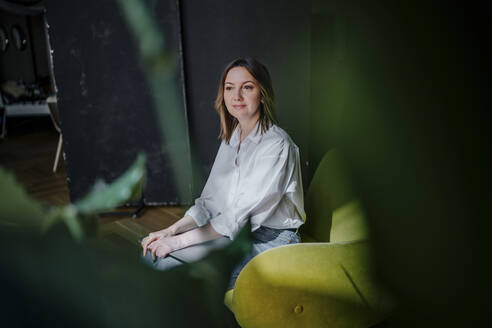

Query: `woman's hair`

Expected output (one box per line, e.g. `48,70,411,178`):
215,56,278,143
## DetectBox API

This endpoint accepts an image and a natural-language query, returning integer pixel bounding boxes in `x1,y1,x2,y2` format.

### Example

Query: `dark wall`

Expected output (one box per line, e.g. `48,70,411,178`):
181,0,311,197
309,4,336,173
46,0,191,205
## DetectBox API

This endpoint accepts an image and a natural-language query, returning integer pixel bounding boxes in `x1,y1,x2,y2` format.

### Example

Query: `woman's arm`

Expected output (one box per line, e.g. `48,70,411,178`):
141,215,198,254
168,214,198,235
146,223,222,260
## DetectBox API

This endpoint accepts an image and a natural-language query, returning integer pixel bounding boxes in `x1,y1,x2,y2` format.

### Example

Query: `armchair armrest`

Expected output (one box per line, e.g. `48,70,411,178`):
231,241,393,328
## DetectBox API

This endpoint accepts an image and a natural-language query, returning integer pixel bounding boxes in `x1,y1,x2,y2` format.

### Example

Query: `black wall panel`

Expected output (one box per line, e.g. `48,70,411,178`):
46,0,191,205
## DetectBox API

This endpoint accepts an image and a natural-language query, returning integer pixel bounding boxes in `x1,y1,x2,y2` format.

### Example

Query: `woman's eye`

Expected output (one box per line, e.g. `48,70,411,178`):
244,85,253,90
225,86,232,91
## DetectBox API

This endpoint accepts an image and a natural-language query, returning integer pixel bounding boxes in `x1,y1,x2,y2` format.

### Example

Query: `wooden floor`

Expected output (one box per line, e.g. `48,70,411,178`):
0,116,184,249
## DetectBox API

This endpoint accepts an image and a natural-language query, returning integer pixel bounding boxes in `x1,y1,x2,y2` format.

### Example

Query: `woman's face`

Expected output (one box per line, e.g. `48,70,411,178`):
223,66,262,125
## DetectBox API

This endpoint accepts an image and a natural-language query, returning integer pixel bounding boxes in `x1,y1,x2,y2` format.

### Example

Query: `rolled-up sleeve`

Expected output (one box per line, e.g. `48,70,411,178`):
210,139,295,239
209,209,236,237
185,198,212,227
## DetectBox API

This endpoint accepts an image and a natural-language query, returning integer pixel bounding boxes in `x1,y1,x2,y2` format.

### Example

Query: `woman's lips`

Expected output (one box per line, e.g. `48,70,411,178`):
233,105,246,109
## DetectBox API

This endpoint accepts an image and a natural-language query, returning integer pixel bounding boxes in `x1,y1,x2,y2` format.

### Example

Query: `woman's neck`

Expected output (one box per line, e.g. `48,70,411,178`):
239,117,259,142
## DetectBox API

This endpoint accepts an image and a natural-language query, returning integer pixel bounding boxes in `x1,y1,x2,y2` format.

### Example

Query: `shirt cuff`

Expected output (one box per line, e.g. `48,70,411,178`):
185,205,211,227
210,211,238,240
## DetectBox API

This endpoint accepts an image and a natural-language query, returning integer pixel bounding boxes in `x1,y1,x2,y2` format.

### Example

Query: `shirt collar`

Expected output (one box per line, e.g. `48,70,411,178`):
229,121,263,147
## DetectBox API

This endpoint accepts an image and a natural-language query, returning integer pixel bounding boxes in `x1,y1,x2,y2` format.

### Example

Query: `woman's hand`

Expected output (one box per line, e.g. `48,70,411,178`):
141,227,175,256
141,215,198,256
147,236,182,261
143,223,222,261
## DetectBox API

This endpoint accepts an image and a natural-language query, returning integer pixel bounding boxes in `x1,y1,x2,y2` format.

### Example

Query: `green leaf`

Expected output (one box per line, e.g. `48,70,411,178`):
41,153,146,241
0,167,46,228
73,153,146,215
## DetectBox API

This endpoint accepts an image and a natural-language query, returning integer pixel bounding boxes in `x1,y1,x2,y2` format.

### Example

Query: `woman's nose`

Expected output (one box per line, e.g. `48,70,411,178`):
233,89,243,100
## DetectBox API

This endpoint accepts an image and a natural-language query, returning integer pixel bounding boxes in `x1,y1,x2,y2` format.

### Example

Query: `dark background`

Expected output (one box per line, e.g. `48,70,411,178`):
0,1,52,95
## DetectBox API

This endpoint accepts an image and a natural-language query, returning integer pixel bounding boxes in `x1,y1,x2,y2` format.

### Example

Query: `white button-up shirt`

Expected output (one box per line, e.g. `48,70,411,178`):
185,123,306,239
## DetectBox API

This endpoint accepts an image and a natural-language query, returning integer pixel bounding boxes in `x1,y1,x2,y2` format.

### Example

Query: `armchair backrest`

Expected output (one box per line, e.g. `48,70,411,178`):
330,200,368,242
302,149,368,242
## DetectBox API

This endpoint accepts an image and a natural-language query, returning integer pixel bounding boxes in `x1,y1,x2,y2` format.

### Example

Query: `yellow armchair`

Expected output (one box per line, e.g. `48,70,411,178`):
225,150,393,327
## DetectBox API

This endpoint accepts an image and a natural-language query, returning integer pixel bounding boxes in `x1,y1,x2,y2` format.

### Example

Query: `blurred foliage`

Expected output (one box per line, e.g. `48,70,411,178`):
0,154,251,327
311,1,487,327
1,153,146,241
0,166,46,229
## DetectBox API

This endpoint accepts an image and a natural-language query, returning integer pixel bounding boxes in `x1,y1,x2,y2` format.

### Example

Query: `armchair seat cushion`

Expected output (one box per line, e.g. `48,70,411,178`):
231,241,390,328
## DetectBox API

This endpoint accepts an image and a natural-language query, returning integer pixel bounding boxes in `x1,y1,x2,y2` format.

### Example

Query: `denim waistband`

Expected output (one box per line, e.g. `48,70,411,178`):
253,226,299,243
259,226,297,233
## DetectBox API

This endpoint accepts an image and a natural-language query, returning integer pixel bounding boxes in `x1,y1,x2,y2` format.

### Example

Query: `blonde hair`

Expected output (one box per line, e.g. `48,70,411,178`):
215,57,278,143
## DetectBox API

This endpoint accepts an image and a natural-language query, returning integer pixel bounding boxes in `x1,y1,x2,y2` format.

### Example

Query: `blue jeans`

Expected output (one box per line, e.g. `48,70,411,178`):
140,226,301,290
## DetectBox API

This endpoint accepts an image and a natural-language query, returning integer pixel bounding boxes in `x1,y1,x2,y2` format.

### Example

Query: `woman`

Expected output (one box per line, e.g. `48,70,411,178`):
141,57,306,290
